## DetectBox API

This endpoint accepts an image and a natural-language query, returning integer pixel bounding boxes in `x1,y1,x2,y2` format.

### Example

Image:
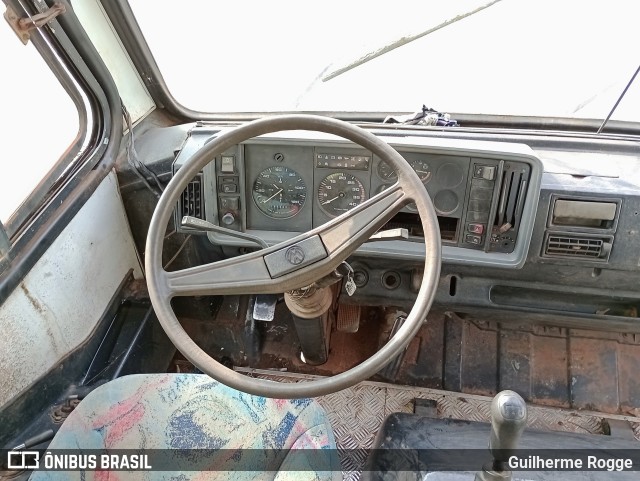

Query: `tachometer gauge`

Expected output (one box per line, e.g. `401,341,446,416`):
409,158,432,183
252,166,306,219
318,172,366,217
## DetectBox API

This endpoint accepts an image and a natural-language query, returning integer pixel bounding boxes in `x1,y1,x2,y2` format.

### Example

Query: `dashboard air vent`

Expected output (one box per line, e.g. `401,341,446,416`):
180,173,204,220
544,233,613,261
495,167,527,230
487,162,530,254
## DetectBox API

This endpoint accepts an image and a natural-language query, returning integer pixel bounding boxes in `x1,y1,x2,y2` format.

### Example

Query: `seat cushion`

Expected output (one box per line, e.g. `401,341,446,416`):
30,373,340,480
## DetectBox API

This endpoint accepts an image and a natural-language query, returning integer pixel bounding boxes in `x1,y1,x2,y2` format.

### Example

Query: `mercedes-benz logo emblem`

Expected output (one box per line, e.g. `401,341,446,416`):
285,245,305,265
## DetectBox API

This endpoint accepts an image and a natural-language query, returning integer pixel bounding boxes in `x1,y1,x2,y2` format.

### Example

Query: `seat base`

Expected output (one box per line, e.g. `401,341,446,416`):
363,412,638,481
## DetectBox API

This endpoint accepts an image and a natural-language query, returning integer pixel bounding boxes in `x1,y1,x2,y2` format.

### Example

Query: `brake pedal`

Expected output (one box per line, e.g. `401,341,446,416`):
337,304,361,333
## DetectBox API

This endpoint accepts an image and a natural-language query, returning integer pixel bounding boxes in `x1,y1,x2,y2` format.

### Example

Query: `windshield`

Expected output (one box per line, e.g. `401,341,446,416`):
129,0,639,122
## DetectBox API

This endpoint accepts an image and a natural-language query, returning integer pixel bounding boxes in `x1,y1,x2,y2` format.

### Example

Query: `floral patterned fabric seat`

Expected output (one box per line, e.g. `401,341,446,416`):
30,373,340,480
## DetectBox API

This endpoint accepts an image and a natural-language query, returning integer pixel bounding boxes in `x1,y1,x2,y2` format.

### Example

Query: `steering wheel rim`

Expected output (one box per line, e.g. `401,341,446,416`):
145,114,441,398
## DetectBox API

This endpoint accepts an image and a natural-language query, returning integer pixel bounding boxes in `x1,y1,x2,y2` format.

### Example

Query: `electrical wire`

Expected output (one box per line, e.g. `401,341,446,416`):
122,102,165,197
163,235,191,270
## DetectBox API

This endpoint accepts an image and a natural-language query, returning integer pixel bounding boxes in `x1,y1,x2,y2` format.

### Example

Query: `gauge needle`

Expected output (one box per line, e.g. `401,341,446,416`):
262,188,283,203
322,194,342,205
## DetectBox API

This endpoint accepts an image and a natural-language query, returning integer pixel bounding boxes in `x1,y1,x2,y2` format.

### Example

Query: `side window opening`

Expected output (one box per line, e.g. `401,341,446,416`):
0,13,80,235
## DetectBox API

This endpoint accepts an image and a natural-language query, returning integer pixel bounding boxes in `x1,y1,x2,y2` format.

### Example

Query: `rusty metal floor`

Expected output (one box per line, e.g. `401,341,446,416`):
192,297,640,417
237,368,640,480
254,310,640,414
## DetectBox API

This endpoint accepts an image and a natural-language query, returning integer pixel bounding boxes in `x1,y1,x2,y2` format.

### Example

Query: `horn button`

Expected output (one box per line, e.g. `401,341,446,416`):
263,235,328,278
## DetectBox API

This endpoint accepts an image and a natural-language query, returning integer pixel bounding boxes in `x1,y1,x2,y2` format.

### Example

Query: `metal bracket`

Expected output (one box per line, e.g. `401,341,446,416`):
3,2,65,45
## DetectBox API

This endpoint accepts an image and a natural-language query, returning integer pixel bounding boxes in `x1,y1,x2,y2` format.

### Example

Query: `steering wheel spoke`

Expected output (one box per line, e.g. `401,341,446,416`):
165,184,408,297
165,255,273,297
319,183,407,256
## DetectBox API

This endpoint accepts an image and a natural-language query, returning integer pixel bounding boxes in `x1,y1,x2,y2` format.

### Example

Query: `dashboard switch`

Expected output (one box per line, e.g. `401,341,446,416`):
221,155,235,173
473,165,496,181
221,184,238,193
219,196,239,210
468,223,485,235
465,234,483,245
219,175,239,184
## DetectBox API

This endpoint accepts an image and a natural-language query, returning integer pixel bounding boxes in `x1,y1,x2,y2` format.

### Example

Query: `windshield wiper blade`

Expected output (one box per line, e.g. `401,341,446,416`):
597,63,640,134
322,0,503,82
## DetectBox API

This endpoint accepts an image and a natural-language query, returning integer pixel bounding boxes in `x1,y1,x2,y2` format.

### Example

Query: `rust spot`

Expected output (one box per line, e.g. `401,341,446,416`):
20,283,45,314
20,282,60,354
123,278,149,300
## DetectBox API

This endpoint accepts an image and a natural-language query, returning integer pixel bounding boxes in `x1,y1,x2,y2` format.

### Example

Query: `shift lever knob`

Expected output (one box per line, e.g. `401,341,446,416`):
489,390,528,461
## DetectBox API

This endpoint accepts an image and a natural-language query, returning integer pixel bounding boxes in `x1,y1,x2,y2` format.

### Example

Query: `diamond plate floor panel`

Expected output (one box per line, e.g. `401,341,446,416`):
237,368,640,480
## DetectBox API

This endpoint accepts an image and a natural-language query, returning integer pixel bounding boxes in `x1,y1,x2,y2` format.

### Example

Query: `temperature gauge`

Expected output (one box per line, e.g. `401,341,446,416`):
409,158,432,183
376,161,397,181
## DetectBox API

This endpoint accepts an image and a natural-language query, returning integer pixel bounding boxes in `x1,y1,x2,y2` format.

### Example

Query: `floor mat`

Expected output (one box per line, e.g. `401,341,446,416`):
236,368,640,480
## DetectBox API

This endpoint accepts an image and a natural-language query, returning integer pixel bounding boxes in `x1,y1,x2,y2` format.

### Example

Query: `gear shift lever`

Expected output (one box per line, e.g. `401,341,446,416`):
475,390,528,481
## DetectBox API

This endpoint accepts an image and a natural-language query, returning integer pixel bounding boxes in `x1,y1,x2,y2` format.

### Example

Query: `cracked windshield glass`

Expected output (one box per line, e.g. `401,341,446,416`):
129,0,639,121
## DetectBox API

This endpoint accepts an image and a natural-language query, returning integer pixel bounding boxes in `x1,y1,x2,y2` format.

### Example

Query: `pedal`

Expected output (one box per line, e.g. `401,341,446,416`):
252,294,278,322
337,304,361,333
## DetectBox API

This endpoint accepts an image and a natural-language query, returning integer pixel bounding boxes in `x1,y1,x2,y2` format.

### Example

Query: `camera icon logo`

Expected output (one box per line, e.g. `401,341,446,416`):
7,451,40,470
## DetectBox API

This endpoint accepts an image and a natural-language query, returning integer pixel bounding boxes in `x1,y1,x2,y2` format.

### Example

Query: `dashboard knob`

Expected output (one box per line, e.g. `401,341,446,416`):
221,213,235,225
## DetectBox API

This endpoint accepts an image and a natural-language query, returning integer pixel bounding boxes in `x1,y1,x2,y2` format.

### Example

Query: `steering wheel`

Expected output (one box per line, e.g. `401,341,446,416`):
145,115,441,398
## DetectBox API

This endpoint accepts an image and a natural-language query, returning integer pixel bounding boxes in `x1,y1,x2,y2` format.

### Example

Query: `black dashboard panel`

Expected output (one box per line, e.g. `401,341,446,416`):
173,127,543,269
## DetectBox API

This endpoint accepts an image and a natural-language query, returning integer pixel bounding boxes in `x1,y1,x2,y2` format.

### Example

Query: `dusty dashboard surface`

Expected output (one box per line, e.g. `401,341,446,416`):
147,122,640,416
173,126,543,269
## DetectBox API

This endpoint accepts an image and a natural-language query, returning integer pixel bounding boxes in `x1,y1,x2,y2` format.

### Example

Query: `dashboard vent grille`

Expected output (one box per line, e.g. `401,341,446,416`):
488,162,530,254
495,168,527,230
180,174,204,220
544,233,612,260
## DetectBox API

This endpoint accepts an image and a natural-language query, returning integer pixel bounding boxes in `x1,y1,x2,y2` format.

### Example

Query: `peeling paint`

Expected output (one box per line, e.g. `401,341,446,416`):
0,173,143,409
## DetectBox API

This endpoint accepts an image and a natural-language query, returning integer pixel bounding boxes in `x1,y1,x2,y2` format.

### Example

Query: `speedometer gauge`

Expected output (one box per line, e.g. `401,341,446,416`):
252,166,306,219
318,172,366,217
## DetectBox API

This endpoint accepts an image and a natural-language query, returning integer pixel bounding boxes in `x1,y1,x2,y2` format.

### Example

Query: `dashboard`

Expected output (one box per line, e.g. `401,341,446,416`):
125,120,640,330
173,126,543,269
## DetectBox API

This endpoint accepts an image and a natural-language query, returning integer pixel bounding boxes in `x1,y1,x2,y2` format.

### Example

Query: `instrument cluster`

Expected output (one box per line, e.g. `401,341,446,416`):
245,145,440,229
173,128,541,267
